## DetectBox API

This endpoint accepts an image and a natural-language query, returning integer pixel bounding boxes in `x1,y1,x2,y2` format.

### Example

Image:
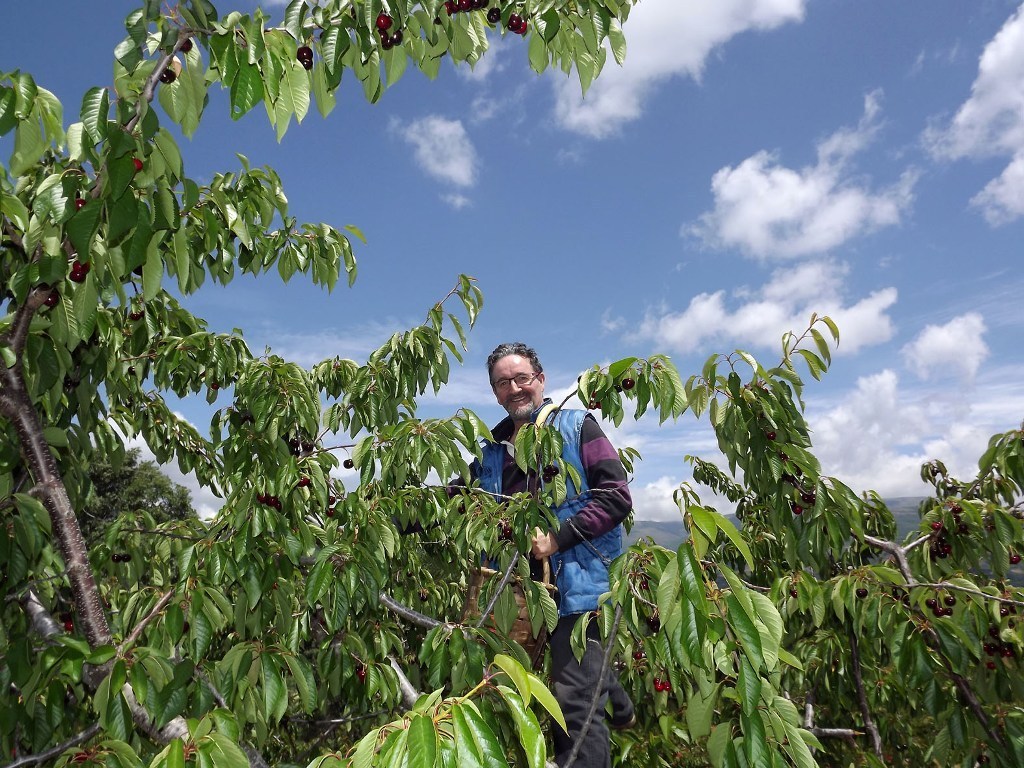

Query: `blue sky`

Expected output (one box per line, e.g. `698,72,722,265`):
4,1,1024,521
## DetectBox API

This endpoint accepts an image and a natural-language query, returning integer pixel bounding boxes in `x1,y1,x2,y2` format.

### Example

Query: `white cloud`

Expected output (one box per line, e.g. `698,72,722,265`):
397,116,478,187
630,476,685,523
809,365,1024,498
901,312,989,382
924,4,1024,223
970,153,1024,224
690,92,917,258
442,193,472,209
552,0,808,138
632,259,897,355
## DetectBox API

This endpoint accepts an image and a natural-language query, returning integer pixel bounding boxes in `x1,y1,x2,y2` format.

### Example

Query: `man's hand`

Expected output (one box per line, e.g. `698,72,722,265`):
531,528,559,558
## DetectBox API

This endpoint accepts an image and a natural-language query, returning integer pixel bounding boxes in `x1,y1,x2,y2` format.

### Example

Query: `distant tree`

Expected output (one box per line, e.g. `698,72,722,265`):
80,447,196,545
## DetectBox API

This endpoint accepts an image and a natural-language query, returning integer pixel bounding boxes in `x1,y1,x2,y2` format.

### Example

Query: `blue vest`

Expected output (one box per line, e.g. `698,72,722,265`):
474,406,622,616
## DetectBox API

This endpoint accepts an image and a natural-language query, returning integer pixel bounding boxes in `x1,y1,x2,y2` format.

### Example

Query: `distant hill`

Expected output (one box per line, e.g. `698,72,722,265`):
626,497,932,551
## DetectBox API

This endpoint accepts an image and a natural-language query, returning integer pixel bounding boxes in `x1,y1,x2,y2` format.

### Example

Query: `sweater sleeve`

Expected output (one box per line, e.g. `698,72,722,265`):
553,414,632,551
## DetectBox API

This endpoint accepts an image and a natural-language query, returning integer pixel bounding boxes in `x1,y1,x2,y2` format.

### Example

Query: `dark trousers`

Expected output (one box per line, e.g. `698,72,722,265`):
550,614,634,768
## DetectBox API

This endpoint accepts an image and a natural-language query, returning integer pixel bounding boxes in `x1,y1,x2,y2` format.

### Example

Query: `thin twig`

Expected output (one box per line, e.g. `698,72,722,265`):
476,553,521,629
121,590,174,650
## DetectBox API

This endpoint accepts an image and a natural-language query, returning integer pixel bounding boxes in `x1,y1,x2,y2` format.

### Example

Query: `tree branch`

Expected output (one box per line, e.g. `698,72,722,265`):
848,630,883,757
1,723,101,768
378,591,448,630
388,655,422,710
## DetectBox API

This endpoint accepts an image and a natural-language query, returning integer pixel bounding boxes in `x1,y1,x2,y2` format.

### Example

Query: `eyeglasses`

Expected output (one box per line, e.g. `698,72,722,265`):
491,371,541,392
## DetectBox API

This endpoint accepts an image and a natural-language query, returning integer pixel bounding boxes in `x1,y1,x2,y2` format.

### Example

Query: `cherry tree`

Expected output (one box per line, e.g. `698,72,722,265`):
2,3,1022,768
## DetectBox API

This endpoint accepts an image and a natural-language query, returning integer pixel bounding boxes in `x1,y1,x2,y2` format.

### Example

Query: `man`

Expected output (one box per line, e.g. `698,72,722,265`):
472,342,635,768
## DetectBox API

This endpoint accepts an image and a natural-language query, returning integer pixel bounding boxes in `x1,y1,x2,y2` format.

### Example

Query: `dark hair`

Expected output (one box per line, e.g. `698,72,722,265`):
486,342,543,378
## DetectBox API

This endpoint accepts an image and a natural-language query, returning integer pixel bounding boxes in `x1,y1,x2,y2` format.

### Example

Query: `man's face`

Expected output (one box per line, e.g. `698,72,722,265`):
490,354,545,423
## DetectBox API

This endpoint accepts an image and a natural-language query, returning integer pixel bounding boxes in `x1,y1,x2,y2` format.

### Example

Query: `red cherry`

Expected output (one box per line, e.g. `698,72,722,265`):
791,503,803,516
63,619,74,632
390,29,403,45
343,458,354,469
653,677,663,691
766,431,777,441
517,19,528,35
856,588,868,599
931,521,943,531
1011,552,1021,565
457,0,471,10
74,197,86,210
632,650,645,661
44,290,60,308
507,13,523,32
789,588,799,598
486,7,501,24
621,377,636,391
159,68,177,84
297,477,311,488
132,157,143,173
180,39,193,53
356,666,367,682
444,1,456,14
376,12,393,31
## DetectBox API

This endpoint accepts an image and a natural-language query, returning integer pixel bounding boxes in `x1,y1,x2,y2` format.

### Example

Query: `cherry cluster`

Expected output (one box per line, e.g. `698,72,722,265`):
375,13,404,48
927,519,954,560
924,592,956,618
444,0,488,15
69,259,90,284
652,676,672,692
296,45,314,70
257,493,283,510
541,463,559,484
779,452,816,515
111,552,132,563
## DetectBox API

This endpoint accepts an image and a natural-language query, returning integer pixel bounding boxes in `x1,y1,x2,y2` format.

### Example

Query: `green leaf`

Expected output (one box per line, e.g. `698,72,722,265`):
11,115,45,176
142,235,164,301
726,593,764,671
80,87,109,144
261,654,287,724
282,653,316,713
685,682,719,739
528,672,566,733
453,702,509,768
492,654,531,706
676,544,709,617
706,721,732,768
497,686,544,768
737,655,762,715
710,509,754,570
408,714,439,768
